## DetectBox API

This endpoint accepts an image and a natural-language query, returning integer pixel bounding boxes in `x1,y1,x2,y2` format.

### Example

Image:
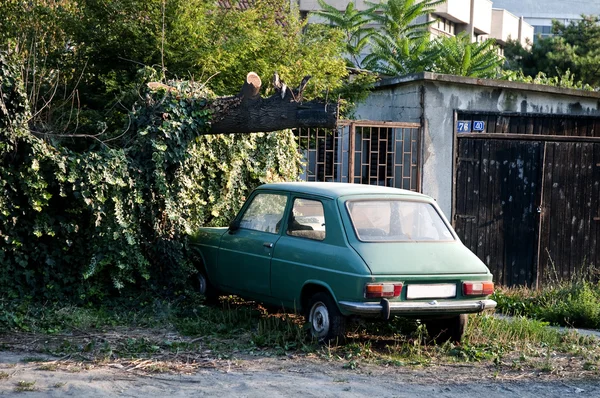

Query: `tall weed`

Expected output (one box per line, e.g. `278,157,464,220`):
493,280,600,329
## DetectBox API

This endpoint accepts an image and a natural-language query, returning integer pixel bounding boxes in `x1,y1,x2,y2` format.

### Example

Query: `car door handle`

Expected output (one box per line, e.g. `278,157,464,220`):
263,242,274,248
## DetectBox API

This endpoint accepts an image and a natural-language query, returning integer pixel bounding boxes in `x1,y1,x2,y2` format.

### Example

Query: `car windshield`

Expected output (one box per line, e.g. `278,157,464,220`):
346,199,455,242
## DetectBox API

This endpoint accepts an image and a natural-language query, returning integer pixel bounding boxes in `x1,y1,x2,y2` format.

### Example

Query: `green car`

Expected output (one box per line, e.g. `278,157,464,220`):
191,182,496,343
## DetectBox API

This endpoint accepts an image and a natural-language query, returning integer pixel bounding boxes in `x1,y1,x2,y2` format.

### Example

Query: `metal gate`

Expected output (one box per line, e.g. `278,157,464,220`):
453,111,600,287
295,121,422,191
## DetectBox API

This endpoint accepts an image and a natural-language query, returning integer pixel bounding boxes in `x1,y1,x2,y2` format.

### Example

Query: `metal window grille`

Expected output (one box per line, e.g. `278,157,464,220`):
295,121,421,192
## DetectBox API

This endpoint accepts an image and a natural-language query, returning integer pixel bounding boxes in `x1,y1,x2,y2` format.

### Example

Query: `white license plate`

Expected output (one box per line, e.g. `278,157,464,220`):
406,284,457,299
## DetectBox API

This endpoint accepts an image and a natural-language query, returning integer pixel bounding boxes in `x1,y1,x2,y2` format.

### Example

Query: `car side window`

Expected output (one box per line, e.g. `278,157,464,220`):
239,193,288,233
286,198,326,241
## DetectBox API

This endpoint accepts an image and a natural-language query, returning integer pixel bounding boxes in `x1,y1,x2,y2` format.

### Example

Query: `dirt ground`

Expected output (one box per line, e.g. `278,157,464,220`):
1,350,598,397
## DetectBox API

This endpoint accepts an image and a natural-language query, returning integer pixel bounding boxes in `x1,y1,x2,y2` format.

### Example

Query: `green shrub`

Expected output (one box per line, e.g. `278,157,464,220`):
493,281,600,329
0,52,301,302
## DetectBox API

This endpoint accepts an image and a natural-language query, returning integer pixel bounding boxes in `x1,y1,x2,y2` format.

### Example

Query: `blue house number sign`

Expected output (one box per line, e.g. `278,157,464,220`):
473,121,485,131
457,120,485,133
456,121,471,132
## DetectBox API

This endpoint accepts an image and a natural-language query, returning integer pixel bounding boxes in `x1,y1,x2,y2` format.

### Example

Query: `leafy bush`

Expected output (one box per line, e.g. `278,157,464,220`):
0,0,349,135
493,281,600,329
0,52,301,301
503,16,600,89
501,68,594,91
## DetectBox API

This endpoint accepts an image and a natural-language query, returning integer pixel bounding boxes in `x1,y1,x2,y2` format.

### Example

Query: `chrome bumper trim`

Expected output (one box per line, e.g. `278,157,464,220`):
338,299,497,315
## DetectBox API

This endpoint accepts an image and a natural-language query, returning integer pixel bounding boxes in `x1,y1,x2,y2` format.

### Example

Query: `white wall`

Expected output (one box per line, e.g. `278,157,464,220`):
473,0,493,34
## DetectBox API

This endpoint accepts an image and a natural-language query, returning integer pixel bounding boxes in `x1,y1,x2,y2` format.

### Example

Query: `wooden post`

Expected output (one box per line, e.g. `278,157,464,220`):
348,122,355,183
451,110,458,226
534,142,548,289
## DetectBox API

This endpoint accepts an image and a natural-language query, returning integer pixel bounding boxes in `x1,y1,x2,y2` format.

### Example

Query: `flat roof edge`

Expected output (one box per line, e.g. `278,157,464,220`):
375,72,600,99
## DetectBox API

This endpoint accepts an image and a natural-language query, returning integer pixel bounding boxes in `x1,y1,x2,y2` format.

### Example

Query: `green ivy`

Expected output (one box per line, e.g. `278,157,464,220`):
0,52,301,301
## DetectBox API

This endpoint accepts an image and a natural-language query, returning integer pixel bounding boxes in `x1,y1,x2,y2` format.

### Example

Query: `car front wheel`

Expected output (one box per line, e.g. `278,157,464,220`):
194,269,219,304
307,292,346,343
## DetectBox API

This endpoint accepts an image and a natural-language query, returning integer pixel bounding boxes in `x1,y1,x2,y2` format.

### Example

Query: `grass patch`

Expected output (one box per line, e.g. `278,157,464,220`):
492,280,600,329
37,363,58,371
14,380,36,392
314,313,600,375
0,371,9,379
1,294,600,377
0,294,198,335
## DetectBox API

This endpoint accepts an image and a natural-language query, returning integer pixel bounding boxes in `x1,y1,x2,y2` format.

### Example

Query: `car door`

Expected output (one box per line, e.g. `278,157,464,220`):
217,191,289,297
270,195,362,308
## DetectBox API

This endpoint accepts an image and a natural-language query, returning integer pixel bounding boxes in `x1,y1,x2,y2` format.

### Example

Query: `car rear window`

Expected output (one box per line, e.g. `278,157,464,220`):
346,199,455,242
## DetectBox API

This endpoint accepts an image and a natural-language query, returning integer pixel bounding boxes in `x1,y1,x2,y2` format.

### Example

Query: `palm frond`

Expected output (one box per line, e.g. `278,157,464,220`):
427,33,503,77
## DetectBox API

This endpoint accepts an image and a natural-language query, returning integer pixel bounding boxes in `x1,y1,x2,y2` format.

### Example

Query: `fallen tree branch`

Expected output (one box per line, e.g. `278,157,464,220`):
148,72,338,134
208,72,337,134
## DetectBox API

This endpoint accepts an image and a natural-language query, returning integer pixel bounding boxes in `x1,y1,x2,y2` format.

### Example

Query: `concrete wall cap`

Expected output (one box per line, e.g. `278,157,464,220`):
375,72,600,100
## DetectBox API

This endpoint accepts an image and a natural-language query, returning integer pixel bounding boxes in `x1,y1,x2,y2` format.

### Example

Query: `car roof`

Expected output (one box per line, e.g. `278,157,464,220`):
255,182,429,200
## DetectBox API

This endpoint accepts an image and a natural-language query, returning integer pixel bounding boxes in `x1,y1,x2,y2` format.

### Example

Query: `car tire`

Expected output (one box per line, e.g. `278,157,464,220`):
306,292,346,344
194,269,220,304
424,314,468,344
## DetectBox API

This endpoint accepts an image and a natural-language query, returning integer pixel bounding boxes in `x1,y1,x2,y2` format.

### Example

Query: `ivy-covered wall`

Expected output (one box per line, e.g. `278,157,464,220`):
0,53,301,301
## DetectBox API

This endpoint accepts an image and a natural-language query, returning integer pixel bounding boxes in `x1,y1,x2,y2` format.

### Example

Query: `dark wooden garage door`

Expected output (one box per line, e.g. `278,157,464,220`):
538,142,600,283
454,113,600,287
455,139,544,286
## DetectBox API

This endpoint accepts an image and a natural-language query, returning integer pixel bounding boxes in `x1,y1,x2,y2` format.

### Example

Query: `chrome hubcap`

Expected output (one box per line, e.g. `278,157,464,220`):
309,301,330,338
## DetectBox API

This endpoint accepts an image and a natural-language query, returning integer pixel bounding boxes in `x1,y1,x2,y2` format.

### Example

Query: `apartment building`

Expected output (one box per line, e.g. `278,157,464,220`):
491,0,600,42
297,0,533,50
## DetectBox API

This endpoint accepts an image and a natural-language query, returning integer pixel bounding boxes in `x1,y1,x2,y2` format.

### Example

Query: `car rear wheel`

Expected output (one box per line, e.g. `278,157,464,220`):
306,292,346,343
424,314,468,344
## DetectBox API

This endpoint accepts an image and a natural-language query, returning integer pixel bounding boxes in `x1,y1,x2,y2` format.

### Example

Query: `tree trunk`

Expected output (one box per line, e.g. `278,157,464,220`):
207,72,337,134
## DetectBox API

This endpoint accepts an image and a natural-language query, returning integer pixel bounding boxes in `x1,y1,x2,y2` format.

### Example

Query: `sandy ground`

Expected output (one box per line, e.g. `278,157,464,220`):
1,351,598,397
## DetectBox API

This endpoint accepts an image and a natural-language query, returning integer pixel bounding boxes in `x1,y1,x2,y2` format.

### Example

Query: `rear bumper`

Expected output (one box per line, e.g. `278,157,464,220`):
338,299,497,317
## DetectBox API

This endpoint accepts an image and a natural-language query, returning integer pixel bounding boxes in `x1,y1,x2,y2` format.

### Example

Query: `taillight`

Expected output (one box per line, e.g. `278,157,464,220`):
365,283,403,298
463,281,494,296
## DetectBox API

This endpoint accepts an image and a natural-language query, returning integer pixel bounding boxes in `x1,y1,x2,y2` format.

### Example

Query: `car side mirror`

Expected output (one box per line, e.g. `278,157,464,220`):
228,220,240,233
